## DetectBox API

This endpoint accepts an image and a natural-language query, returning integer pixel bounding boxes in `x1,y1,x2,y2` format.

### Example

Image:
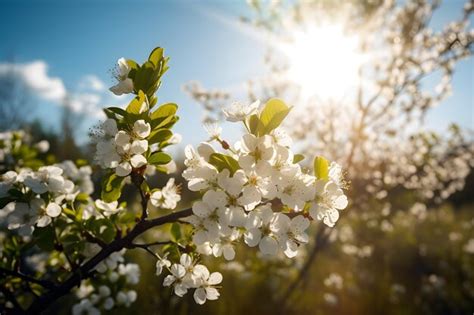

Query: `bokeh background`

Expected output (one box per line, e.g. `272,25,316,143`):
0,0,473,314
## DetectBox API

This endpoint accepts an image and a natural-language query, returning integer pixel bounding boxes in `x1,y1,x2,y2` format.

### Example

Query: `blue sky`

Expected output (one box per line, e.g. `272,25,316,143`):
0,0,472,148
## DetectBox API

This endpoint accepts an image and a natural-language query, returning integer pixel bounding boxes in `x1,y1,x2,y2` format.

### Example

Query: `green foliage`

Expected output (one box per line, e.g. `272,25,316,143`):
313,156,329,180
258,98,291,135
170,222,182,242
33,226,56,251
126,91,147,114
293,154,305,163
101,172,125,202
126,46,169,106
148,152,172,166
208,153,240,175
245,98,291,136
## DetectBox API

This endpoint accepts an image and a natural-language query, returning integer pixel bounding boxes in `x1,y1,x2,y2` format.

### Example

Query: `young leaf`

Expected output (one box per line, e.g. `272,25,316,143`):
148,47,164,67
101,172,125,202
105,107,128,118
293,154,305,164
259,98,291,135
209,153,240,175
148,129,172,144
126,91,147,114
314,156,329,180
170,223,181,242
246,114,263,136
148,152,172,165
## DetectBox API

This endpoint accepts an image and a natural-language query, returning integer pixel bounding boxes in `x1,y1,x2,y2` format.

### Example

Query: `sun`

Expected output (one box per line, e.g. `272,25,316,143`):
281,24,365,100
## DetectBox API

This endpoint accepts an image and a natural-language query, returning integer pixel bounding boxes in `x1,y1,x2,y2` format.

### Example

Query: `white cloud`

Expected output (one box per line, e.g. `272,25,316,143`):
79,75,106,92
0,60,67,102
68,93,104,119
0,60,128,120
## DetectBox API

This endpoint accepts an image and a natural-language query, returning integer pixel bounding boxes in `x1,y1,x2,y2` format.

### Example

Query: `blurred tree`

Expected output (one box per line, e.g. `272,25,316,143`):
0,58,32,130
185,0,474,313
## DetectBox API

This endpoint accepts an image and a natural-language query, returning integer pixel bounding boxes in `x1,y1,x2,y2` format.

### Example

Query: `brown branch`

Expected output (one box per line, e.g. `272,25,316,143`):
0,267,57,290
26,207,193,314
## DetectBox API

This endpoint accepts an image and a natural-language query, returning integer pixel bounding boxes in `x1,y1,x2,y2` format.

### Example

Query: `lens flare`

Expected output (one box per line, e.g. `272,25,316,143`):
282,24,365,100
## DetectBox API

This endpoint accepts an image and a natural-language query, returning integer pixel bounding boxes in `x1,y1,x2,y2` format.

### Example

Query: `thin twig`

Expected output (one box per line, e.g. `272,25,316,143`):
0,267,57,290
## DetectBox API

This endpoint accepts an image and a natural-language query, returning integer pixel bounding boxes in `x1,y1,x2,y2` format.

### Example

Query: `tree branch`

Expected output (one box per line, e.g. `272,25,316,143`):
0,267,57,290
26,207,193,314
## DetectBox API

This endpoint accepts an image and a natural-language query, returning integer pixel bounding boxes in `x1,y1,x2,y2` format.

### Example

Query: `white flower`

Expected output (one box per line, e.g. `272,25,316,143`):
130,139,148,155
35,140,50,153
130,154,147,168
464,239,474,254
270,128,292,147
95,200,121,217
0,171,18,198
116,290,137,307
240,171,276,210
276,172,314,211
223,100,259,122
72,299,100,315
238,134,275,175
115,131,131,147
272,214,310,258
133,120,151,139
211,229,240,260
204,122,222,141
309,181,348,227
243,204,279,255
6,202,37,234
118,263,140,284
163,254,194,297
156,255,171,276
102,119,118,136
109,57,134,96
95,250,125,273
149,178,181,210
34,199,62,227
116,161,132,177
24,166,66,194
193,270,223,305
95,139,121,169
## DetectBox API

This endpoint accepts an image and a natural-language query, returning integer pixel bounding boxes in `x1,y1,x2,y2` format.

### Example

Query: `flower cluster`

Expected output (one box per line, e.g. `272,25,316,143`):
72,249,140,314
95,118,152,177
183,99,348,260
1,162,93,235
148,178,181,211
157,253,223,305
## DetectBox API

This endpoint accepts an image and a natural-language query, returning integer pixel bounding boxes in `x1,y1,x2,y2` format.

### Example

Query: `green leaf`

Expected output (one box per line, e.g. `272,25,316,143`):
148,152,172,165
259,98,291,135
148,47,164,67
75,193,89,203
126,91,147,114
33,226,55,251
152,103,177,118
314,156,329,180
101,172,125,202
148,129,172,144
150,103,178,129
134,61,156,94
246,114,263,136
170,223,181,242
209,153,240,175
105,107,128,117
293,154,305,164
